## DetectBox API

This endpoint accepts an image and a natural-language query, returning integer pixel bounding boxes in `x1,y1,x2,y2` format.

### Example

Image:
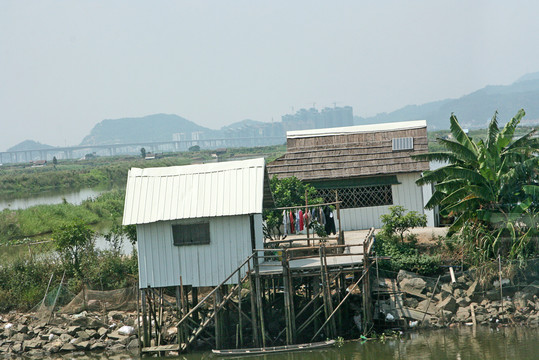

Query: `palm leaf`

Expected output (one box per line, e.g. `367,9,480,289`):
436,138,478,164
412,151,461,164
486,111,499,150
449,113,477,153
498,109,525,149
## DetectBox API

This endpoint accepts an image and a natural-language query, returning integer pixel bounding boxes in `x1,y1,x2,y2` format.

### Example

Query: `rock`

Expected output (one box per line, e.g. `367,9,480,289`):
97,327,108,337
109,311,124,321
466,280,479,298
11,333,29,342
76,330,90,341
118,325,136,336
26,349,45,357
400,277,427,295
59,333,73,342
127,338,140,350
437,295,458,314
397,270,417,283
405,297,419,308
23,338,43,349
453,288,465,298
49,327,65,336
85,329,98,339
60,342,77,352
109,343,126,351
456,296,471,307
441,283,453,294
67,325,82,336
455,306,470,322
73,340,90,350
90,341,106,350
15,324,28,334
11,343,22,354
43,340,63,353
107,331,128,343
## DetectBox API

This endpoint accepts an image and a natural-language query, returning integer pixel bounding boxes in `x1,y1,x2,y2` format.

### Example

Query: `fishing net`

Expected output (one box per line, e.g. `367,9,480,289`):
60,286,138,314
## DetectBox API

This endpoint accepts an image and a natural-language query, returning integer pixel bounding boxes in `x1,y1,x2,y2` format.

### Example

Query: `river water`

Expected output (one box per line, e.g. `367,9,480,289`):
170,326,537,360
0,187,106,211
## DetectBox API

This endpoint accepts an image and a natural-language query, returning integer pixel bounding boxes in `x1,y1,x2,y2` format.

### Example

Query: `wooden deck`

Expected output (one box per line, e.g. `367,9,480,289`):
259,229,371,275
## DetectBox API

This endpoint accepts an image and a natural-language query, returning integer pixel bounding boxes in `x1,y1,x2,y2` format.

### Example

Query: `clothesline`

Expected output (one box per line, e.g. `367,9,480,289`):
271,201,341,211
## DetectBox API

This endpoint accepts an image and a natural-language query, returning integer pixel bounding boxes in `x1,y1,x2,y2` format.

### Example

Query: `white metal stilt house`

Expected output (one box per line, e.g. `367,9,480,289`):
122,158,274,289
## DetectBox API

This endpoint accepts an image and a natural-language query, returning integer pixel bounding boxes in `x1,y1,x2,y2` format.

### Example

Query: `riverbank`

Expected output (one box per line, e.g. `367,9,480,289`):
1,273,538,358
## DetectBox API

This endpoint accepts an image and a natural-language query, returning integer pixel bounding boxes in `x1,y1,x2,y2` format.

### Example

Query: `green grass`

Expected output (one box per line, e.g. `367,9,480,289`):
0,190,126,244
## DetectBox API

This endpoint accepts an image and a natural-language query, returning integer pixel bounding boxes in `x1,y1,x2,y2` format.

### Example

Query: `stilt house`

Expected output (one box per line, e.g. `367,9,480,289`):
122,158,274,289
267,120,434,230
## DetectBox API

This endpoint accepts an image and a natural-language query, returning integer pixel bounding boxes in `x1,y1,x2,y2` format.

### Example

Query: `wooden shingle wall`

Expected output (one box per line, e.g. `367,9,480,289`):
267,127,429,181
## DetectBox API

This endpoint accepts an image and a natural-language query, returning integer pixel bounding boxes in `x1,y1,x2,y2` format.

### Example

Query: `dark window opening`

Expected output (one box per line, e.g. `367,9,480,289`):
172,222,210,246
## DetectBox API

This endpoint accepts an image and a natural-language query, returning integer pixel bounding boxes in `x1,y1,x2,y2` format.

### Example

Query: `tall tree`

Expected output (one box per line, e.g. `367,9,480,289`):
415,110,539,259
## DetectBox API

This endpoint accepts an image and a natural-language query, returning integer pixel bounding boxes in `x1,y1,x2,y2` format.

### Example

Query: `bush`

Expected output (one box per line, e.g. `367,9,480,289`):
381,205,427,242
374,232,442,276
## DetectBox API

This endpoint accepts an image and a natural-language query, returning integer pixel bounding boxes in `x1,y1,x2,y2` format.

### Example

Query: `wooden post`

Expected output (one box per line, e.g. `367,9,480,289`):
141,289,149,348
250,214,267,347
282,250,296,344
319,244,337,339
247,260,259,347
192,287,199,322
334,190,343,246
214,288,222,349
498,254,504,322
237,272,243,348
254,253,267,348
305,189,310,239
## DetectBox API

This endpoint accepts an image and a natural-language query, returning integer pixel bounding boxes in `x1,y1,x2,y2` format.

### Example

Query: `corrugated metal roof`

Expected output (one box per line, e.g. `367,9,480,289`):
286,120,427,139
123,158,272,225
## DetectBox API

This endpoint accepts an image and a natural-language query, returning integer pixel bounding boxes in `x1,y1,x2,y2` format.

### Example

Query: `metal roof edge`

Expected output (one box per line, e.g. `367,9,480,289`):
286,120,427,139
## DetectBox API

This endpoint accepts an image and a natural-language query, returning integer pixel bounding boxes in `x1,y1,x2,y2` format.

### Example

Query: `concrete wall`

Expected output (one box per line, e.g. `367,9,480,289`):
136,214,263,288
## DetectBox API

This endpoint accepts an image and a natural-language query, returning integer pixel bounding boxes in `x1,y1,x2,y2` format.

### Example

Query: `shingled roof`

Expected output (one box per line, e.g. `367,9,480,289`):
267,120,429,181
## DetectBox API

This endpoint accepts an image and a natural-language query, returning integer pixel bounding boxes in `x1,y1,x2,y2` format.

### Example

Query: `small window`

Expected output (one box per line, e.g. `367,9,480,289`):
172,222,210,246
392,137,414,151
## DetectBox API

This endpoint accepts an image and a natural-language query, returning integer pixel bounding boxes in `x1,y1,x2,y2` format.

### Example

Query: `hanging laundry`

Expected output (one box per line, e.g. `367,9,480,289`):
295,209,300,233
282,210,288,235
323,206,336,235
299,209,304,231
289,211,295,234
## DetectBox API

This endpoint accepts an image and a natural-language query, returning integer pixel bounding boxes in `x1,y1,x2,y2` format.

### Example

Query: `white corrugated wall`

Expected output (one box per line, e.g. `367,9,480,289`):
136,214,263,288
338,173,425,230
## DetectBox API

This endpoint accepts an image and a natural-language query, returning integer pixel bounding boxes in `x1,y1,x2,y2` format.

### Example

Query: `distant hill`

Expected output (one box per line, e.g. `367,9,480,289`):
80,113,211,145
356,72,539,130
7,140,55,151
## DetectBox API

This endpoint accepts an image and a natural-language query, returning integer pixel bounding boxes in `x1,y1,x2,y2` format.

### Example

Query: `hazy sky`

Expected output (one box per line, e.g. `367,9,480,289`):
2,0,539,151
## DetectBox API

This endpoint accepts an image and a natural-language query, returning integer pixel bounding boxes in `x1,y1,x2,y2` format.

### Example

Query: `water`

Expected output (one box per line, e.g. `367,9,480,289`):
168,326,538,360
0,187,106,210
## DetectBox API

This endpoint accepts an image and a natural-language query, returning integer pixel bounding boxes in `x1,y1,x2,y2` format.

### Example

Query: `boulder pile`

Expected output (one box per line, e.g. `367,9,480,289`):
0,310,140,358
380,270,539,328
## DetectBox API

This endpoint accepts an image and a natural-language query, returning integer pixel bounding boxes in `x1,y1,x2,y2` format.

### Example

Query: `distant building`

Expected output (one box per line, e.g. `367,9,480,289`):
282,106,353,131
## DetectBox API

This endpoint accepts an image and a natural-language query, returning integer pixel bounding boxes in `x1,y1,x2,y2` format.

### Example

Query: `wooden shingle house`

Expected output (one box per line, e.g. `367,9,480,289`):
122,158,274,289
267,120,434,230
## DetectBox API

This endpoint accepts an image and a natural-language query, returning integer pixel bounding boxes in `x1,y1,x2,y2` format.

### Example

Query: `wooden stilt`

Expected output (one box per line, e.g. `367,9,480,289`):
192,287,199,322
214,287,222,349
141,289,149,348
282,250,296,344
254,252,267,348
237,271,243,348
247,260,259,347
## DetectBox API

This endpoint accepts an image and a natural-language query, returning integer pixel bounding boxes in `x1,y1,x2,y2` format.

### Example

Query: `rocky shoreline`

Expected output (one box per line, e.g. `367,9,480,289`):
0,310,140,359
2,272,539,358
376,270,539,328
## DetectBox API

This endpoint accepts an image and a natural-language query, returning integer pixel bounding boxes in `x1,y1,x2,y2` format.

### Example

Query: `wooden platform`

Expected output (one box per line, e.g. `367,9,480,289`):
258,254,364,275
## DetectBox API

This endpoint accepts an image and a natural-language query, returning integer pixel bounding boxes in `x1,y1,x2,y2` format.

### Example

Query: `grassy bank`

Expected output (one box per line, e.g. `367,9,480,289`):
0,145,286,198
0,190,125,244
